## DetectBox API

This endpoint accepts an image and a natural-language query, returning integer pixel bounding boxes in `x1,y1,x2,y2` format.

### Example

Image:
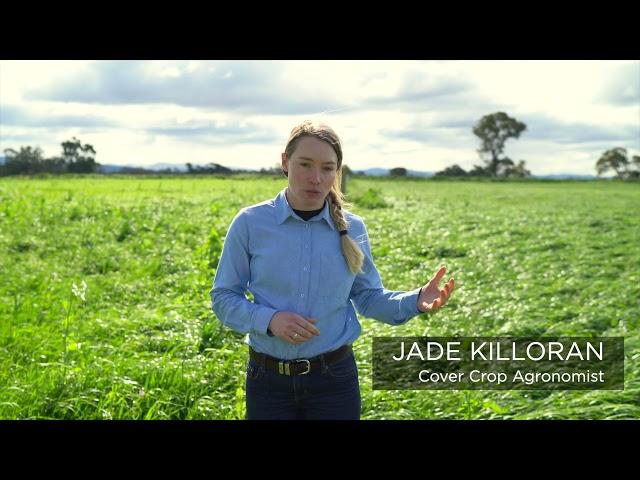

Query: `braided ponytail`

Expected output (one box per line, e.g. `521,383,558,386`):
327,182,365,274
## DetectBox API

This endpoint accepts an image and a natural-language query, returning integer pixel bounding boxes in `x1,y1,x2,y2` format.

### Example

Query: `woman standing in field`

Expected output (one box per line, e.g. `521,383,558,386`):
211,120,454,420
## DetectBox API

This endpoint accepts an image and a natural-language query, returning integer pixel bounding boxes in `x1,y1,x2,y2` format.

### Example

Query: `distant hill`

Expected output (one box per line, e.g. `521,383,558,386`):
98,164,128,173
407,169,434,177
352,168,598,179
354,167,433,177
357,168,388,176
533,174,596,180
146,163,188,172
98,163,189,173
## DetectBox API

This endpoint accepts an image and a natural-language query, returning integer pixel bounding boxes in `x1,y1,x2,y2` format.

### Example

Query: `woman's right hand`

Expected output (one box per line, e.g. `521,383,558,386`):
268,311,320,344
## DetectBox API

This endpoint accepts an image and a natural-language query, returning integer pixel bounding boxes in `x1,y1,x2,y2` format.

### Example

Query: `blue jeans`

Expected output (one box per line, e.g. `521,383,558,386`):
245,350,361,420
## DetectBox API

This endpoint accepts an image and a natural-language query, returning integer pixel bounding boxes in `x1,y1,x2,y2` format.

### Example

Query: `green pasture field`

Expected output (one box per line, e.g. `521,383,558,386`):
0,175,638,419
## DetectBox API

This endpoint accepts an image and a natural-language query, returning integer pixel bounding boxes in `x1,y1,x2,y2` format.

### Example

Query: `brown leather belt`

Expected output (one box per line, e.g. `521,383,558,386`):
249,344,352,376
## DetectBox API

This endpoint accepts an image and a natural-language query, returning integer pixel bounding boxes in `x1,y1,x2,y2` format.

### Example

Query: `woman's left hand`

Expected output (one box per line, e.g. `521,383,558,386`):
418,266,454,313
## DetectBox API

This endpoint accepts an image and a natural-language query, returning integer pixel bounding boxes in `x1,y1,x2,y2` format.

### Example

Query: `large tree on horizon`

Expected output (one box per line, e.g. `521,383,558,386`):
595,147,639,179
61,137,98,173
473,112,527,177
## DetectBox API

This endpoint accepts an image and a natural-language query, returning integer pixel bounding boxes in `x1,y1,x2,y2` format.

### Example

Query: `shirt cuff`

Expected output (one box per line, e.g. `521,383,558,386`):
251,306,279,336
396,286,424,324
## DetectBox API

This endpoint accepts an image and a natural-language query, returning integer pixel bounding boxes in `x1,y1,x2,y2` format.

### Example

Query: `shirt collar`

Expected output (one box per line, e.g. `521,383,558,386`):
275,188,336,231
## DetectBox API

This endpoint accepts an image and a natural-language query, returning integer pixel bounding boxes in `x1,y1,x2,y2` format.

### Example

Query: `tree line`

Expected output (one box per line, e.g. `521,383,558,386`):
2,112,638,179
1,138,98,176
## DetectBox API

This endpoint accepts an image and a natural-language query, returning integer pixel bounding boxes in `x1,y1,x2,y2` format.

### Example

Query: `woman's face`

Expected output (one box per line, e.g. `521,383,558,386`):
282,136,339,210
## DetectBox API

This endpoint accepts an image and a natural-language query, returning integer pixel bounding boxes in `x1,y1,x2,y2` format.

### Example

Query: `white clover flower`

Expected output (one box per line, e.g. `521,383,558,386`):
72,280,87,302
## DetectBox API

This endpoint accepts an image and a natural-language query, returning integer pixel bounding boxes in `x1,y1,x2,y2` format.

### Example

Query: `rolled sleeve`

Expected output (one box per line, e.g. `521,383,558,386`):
211,210,278,336
349,221,424,325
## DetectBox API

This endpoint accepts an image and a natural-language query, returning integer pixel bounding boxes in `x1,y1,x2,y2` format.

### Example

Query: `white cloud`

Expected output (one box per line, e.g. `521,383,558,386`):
1,60,638,175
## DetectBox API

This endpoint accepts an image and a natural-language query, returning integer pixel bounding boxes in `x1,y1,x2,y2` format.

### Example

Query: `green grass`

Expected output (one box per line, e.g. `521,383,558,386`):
1,175,638,419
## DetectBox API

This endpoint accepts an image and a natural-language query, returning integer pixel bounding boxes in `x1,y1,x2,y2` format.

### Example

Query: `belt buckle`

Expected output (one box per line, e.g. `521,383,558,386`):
295,359,311,375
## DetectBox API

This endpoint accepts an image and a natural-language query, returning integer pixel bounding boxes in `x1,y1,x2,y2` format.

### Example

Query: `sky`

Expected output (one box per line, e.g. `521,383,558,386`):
0,60,638,175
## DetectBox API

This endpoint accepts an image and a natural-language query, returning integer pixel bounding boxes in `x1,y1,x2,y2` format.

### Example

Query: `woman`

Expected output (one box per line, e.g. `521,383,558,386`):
211,120,454,419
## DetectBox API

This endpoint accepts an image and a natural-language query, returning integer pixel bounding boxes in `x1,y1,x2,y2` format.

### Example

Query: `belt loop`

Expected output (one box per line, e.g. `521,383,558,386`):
259,352,266,370
319,352,328,373
252,347,266,370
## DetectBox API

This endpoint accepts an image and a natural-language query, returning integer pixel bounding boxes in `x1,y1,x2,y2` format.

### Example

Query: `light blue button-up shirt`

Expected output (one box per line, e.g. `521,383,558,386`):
210,188,423,360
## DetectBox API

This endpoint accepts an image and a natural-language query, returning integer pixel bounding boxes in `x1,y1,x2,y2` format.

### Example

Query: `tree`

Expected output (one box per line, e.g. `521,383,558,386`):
45,156,67,174
61,137,98,173
596,147,634,178
259,163,282,175
503,159,531,178
468,165,488,176
473,112,527,177
186,162,232,174
629,155,640,179
389,167,407,177
340,164,352,193
435,164,467,177
496,157,515,176
2,146,45,175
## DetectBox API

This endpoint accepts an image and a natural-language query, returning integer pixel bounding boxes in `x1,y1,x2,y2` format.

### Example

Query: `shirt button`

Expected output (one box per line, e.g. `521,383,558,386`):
300,293,305,298
305,224,309,229
303,267,308,271
305,244,309,249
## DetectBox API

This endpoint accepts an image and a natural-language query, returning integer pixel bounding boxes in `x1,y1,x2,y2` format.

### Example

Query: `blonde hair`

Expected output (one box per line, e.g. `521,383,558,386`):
284,120,364,274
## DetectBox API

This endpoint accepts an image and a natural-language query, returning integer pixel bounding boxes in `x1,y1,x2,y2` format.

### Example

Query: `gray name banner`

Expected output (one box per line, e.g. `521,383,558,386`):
372,337,625,390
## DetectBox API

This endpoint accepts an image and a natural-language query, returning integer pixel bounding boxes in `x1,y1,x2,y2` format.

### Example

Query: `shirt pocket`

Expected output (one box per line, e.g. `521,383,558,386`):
319,252,353,302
